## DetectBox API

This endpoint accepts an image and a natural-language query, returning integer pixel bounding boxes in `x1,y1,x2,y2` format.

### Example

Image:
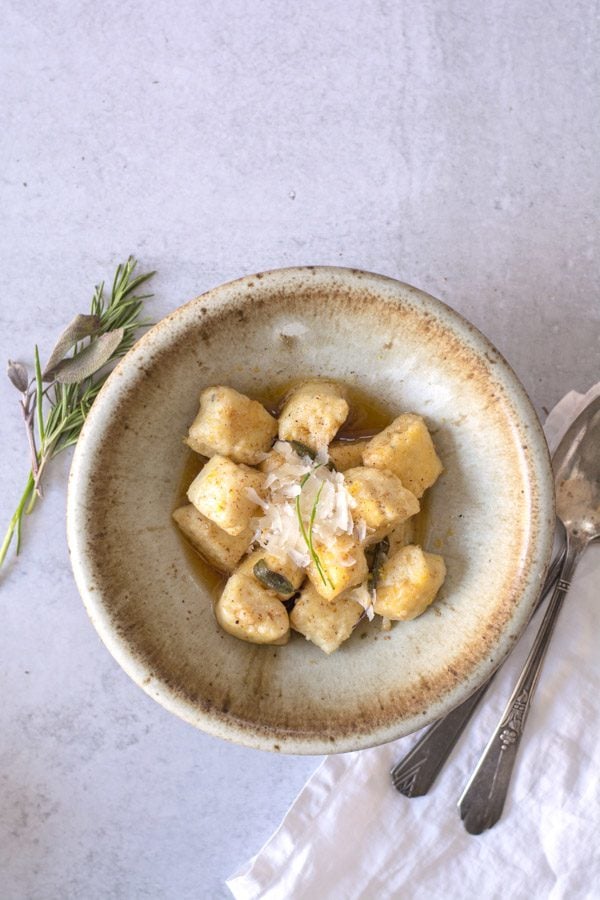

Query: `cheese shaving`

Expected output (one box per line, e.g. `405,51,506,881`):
251,441,355,569
355,519,367,543
346,583,375,621
245,487,268,510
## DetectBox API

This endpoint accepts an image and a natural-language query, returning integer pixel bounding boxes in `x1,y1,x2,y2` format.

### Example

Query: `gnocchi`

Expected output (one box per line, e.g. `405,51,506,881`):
362,413,443,498
187,454,265,536
327,439,368,472
186,385,278,465
344,466,419,531
174,382,446,652
306,533,368,602
290,583,364,654
373,545,446,620
216,572,290,644
172,504,252,572
278,380,349,451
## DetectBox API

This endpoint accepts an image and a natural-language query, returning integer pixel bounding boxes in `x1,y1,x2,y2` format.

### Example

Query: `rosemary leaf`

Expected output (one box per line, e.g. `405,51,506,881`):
34,346,45,444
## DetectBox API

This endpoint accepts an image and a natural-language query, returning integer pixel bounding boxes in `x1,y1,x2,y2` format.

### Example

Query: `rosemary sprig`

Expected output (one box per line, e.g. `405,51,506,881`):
1,257,155,570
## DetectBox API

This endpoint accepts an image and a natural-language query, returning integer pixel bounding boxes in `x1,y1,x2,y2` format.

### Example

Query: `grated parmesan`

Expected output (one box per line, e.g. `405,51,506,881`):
251,441,357,569
346,582,375,621
245,486,268,510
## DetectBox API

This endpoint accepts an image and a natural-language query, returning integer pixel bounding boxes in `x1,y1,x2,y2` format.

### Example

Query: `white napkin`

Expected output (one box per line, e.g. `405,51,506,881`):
227,387,600,900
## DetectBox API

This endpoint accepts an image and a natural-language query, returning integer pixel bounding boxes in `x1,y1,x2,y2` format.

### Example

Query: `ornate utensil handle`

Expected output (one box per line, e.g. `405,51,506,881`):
390,548,564,797
458,543,581,834
391,681,491,796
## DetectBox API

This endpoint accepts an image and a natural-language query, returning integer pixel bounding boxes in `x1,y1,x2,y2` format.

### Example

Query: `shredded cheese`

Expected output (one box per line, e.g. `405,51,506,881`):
245,487,268,510
251,441,356,568
346,582,375,621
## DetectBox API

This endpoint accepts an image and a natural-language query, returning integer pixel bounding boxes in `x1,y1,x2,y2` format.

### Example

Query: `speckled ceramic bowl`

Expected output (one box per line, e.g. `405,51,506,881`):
67,267,555,754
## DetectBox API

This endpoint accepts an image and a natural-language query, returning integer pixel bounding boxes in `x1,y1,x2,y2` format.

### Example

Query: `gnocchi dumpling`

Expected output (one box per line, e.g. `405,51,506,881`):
187,454,265,536
278,380,349,451
360,513,416,548
259,445,287,474
373,544,446,620
307,532,368,602
362,414,443,498
386,518,415,553
215,572,290,644
327,440,369,472
344,466,419,531
174,381,448,654
186,386,278,465
290,582,363,654
172,505,252,572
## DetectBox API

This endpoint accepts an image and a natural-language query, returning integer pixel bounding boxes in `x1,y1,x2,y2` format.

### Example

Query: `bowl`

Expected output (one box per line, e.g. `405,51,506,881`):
67,267,555,754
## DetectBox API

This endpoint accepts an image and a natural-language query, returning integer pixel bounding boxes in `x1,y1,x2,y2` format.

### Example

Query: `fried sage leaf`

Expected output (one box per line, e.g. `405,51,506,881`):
367,536,390,595
288,440,317,461
253,559,295,595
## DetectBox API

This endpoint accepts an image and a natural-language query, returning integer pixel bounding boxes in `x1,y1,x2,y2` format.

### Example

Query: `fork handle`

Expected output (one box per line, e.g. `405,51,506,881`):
390,547,564,797
391,680,492,796
458,542,581,834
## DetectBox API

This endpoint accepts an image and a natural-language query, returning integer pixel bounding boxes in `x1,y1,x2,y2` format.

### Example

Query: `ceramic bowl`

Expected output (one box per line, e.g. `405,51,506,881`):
67,267,555,754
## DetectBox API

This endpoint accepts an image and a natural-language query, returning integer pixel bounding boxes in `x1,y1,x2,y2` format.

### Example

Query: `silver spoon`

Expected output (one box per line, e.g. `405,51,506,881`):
458,393,600,834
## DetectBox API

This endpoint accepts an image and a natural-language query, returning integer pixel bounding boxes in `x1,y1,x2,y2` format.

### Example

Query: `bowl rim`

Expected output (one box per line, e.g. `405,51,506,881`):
67,265,556,754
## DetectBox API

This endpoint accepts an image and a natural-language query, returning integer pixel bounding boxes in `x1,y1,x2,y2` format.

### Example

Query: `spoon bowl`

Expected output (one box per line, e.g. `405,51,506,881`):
555,395,600,545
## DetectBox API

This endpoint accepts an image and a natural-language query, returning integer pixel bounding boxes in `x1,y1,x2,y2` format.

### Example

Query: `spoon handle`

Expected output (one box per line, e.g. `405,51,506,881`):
390,548,564,797
458,543,581,834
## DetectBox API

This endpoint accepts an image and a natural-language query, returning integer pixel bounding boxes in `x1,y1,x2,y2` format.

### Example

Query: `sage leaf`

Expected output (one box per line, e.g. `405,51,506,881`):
367,537,390,595
42,313,101,381
52,328,125,384
7,360,29,393
288,440,317,460
253,559,295,595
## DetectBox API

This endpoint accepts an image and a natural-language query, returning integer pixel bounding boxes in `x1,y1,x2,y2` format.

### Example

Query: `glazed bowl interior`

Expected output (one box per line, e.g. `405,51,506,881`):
67,267,554,754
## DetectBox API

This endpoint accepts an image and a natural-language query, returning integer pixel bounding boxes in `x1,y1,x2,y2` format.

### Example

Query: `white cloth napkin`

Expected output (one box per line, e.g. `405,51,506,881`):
227,386,600,900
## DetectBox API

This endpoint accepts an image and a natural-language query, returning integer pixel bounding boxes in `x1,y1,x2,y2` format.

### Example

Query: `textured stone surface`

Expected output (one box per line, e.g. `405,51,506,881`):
0,0,598,897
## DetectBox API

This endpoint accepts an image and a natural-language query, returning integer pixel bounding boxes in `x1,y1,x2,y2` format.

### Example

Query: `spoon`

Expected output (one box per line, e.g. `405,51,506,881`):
458,393,600,834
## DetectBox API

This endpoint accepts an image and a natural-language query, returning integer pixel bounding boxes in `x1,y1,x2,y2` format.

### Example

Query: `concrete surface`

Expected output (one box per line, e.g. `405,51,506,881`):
1,1,598,897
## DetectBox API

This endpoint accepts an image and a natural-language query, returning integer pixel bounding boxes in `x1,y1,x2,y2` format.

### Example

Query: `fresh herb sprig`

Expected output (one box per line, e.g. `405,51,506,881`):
1,257,155,569
295,470,334,589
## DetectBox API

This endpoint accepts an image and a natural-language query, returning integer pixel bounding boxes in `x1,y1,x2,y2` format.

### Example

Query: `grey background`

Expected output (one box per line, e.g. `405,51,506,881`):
1,1,598,898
